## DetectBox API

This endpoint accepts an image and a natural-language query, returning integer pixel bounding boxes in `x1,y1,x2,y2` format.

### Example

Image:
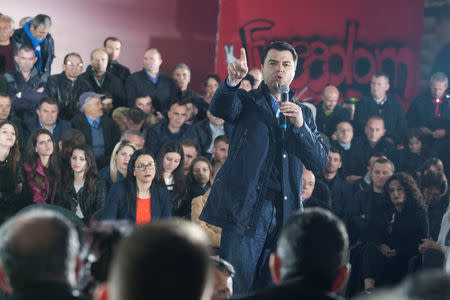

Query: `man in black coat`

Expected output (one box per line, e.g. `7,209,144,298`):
316,147,352,221
46,52,85,120
71,92,120,169
234,208,349,300
145,99,197,156
103,37,130,84
315,85,350,138
78,49,125,108
23,97,71,144
194,110,231,159
125,48,177,113
354,72,407,144
0,209,87,300
407,72,450,141
346,116,398,181
11,14,54,76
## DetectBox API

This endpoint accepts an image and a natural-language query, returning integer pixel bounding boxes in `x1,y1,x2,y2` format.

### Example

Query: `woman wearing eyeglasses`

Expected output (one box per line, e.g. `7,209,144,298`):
102,149,171,223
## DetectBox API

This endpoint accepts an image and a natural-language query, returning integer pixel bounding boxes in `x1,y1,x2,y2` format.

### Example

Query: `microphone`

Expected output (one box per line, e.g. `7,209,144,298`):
280,85,289,132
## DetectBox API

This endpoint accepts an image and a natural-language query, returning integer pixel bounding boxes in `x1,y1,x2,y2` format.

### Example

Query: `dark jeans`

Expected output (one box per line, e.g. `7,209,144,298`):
220,193,282,296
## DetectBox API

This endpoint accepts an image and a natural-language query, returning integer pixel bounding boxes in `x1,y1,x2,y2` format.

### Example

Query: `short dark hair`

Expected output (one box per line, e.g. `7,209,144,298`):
204,73,221,87
0,92,9,98
168,99,188,111
108,220,212,300
63,52,82,64
210,256,235,277
373,71,390,84
104,36,121,47
181,139,198,149
328,146,342,159
0,209,79,290
260,41,298,65
372,157,395,173
126,107,146,124
38,97,58,108
213,135,229,147
421,171,448,196
242,74,255,87
276,208,348,290
17,45,35,54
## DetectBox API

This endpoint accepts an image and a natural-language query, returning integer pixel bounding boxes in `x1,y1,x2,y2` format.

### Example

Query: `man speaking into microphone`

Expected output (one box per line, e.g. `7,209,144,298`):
200,41,329,295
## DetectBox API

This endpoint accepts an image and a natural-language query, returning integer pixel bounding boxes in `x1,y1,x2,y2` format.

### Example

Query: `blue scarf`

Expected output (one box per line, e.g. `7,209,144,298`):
23,20,46,72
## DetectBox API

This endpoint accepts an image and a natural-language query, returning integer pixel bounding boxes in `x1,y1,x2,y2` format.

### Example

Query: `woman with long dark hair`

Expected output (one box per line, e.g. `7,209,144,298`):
0,120,26,222
58,144,107,223
362,172,428,291
24,128,60,204
102,149,171,223
155,141,188,217
187,156,213,199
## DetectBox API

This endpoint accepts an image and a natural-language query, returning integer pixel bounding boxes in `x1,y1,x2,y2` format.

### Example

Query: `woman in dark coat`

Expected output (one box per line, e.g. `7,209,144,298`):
0,120,27,223
102,149,171,223
362,172,429,291
58,144,106,224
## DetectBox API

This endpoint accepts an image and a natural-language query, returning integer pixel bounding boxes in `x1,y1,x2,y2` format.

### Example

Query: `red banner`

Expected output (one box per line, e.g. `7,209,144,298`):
215,0,424,108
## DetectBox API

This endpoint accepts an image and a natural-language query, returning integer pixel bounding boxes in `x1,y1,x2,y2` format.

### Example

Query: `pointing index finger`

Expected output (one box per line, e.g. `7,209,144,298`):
240,48,247,64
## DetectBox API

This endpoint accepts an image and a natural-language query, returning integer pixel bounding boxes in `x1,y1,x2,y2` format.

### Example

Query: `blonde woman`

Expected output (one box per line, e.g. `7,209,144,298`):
100,140,136,190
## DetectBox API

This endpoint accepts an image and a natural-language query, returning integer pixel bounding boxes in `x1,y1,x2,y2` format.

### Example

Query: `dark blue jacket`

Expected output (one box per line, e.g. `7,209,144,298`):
200,81,329,236
145,118,198,156
102,182,171,222
23,115,71,144
5,68,48,119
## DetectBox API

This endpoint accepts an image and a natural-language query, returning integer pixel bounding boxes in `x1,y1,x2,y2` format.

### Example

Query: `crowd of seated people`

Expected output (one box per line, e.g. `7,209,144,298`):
1,11,450,300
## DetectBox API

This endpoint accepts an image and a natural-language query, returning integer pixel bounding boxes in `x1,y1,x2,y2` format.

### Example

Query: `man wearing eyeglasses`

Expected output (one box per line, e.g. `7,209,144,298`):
47,52,84,120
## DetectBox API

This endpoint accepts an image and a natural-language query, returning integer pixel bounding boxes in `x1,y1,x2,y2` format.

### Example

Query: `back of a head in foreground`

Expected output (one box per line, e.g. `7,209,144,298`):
108,219,213,300
276,208,348,290
0,209,79,292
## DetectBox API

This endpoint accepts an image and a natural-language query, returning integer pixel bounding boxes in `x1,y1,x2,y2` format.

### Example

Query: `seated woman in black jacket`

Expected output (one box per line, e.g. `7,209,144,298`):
362,172,429,292
155,141,188,218
0,120,27,223
102,149,171,223
58,144,106,224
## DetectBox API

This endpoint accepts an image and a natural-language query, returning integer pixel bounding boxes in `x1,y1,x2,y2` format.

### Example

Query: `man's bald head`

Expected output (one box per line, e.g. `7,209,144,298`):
0,209,79,292
321,85,340,112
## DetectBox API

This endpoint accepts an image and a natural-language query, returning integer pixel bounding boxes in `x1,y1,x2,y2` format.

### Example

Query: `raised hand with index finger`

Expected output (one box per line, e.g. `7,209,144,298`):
227,48,249,86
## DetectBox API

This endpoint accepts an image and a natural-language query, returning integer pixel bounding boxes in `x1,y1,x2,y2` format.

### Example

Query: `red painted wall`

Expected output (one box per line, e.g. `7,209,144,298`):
215,0,424,107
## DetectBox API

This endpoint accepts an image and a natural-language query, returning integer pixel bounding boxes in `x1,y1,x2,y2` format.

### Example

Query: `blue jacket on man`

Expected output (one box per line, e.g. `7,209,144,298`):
23,114,71,144
200,81,329,236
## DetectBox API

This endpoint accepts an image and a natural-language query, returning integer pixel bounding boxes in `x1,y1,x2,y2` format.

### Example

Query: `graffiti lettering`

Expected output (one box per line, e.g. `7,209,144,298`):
238,20,416,103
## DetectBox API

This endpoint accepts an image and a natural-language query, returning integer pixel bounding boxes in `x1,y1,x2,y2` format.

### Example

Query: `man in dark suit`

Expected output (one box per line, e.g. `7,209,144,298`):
353,72,407,144
234,208,349,300
23,97,71,144
0,209,86,300
78,49,125,107
125,48,177,114
71,92,120,169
